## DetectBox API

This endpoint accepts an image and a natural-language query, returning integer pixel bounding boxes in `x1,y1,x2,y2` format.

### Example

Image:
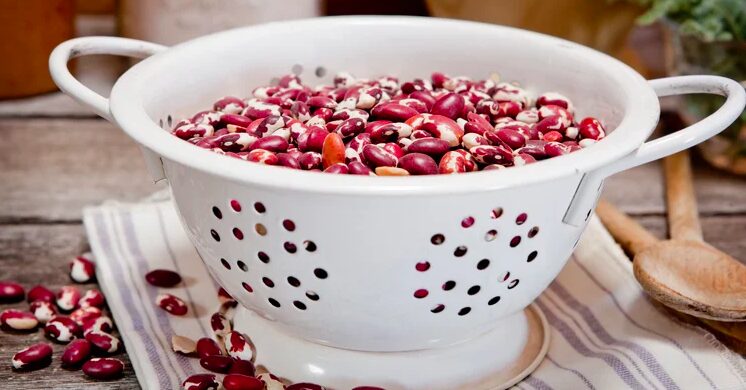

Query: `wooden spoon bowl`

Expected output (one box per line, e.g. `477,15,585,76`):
634,239,746,321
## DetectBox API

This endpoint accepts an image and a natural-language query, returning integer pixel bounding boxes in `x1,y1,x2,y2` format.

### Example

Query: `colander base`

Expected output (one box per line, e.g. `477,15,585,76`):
233,304,549,390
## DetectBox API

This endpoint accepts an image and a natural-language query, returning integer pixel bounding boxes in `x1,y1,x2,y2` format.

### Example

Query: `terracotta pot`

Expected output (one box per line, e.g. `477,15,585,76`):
0,0,75,99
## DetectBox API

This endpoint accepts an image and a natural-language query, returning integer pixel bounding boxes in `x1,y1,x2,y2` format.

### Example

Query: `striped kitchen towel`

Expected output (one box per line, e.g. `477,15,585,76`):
83,195,746,390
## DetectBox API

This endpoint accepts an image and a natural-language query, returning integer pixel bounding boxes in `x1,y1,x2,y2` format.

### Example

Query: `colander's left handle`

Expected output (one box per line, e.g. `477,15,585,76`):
49,37,167,122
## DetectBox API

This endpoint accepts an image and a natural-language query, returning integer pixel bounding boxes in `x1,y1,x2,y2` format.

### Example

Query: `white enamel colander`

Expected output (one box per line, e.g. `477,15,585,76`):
51,15,743,359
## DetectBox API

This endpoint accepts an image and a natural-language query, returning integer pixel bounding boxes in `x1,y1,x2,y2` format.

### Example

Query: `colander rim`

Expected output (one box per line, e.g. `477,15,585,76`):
110,16,660,195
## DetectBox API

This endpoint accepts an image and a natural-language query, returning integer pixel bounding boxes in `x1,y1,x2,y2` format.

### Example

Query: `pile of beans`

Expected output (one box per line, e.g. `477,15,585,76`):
1,256,125,380
171,71,606,176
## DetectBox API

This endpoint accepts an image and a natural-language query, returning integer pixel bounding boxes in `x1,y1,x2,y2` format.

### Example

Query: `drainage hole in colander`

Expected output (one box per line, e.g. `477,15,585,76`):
242,282,253,293
293,300,306,310
431,304,445,313
485,230,498,242
442,280,456,291
257,251,270,263
501,271,511,282
508,279,520,289
284,242,297,253
453,246,467,257
491,207,503,219
237,260,248,272
255,223,267,236
313,268,328,279
315,66,326,77
527,251,538,262
467,285,481,295
282,219,296,231
430,234,445,245
303,240,317,252
488,296,501,305
269,77,280,86
159,118,164,128
415,261,430,272
212,207,222,219
254,202,266,214
167,114,173,127
233,227,244,240
268,297,281,307
220,258,231,270
509,236,521,247
291,64,303,75
210,229,220,242
413,289,428,299
516,213,528,225
461,216,475,228
528,226,540,238
230,199,242,212
476,259,490,270
458,307,471,316
262,277,274,288
281,277,298,288
306,291,319,301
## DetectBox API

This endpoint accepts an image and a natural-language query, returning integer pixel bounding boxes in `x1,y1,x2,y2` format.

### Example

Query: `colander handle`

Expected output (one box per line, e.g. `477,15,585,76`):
563,75,746,226
49,37,166,121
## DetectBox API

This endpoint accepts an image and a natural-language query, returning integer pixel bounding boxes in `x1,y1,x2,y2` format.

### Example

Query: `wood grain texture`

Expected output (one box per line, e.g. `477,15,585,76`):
0,119,154,222
0,224,138,389
664,150,703,242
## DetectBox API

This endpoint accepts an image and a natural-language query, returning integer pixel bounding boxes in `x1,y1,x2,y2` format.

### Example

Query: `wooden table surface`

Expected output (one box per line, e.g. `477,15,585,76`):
1,17,744,389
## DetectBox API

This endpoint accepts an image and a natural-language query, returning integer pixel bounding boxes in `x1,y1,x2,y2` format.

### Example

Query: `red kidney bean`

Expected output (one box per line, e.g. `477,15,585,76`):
228,359,256,377
297,126,328,153
196,337,222,358
214,96,246,113
439,150,467,174
224,331,253,361
369,122,413,143
348,161,373,175
192,111,222,126
324,163,349,174
307,96,337,110
27,285,55,303
397,98,428,113
1,309,38,330
545,141,573,157
79,289,105,308
542,130,563,143
200,355,233,373
536,92,572,111
321,133,346,169
516,109,539,123
145,269,182,287
287,384,325,390
220,113,253,128
362,144,398,168
69,256,95,283
375,166,409,176
406,137,450,157
430,92,465,120
83,315,113,335
246,149,279,165
30,300,56,323
0,281,24,302
210,312,231,337
70,306,102,327
514,153,537,166
56,286,81,312
461,132,491,149
82,358,124,380
493,128,527,149
408,90,436,110
334,117,365,139
276,152,301,169
86,331,120,354
490,101,521,119
249,135,289,153
12,343,52,369
223,374,264,390
172,335,197,355
406,113,464,147
183,373,220,390
61,338,91,367
534,115,567,135
579,117,606,140
45,315,80,343
430,72,449,88
470,145,514,165
464,112,493,135
399,153,438,175
156,294,188,316
371,102,419,122
538,105,573,127
298,151,322,170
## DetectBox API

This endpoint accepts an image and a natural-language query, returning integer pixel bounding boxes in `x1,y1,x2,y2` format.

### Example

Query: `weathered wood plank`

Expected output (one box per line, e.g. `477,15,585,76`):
0,224,139,389
0,119,155,222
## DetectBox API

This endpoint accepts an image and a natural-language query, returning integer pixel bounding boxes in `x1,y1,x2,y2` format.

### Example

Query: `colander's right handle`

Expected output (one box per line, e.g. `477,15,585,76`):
49,37,166,122
564,75,746,226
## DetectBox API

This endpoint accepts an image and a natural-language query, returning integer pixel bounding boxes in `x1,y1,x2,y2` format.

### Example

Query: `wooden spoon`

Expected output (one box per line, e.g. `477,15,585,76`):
596,150,746,321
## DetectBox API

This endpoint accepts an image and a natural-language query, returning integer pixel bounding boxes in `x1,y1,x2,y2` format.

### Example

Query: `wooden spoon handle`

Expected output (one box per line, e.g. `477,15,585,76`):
664,150,704,242
596,200,660,256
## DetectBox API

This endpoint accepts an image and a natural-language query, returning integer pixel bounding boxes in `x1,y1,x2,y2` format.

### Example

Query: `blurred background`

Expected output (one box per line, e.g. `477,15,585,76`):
1,0,743,173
